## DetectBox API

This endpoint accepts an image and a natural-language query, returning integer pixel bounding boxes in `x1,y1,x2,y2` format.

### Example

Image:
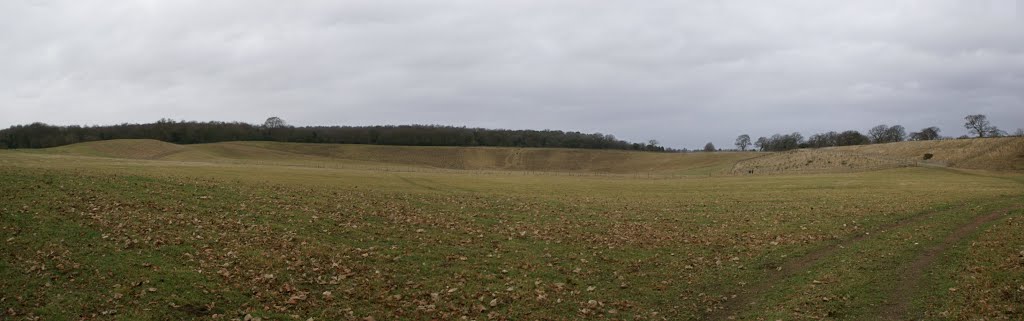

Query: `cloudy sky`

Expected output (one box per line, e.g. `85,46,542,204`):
1,0,1022,148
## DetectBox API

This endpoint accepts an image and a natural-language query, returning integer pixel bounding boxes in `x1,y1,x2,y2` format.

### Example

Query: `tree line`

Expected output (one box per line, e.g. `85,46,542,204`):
730,114,1018,152
0,117,671,151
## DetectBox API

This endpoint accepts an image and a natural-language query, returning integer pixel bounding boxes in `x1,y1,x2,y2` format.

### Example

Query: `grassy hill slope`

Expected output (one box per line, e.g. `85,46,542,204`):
45,139,218,161
39,140,759,175
205,141,757,174
732,137,1024,174
731,149,916,175
41,137,1023,176
834,137,1024,170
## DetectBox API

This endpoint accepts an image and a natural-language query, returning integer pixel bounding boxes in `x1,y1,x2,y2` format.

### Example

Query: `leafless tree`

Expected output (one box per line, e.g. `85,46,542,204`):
909,126,941,141
964,114,1003,137
263,116,287,128
868,124,905,143
734,134,751,151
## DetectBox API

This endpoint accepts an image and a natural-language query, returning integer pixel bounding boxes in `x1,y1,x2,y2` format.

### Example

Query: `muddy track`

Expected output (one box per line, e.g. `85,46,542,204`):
879,206,1020,320
709,202,990,320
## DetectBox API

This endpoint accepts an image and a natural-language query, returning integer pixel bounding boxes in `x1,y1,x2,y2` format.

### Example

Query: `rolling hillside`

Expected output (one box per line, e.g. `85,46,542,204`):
732,137,1024,174
45,139,220,161
731,149,916,175
40,139,759,175
833,137,1024,170
37,137,1024,176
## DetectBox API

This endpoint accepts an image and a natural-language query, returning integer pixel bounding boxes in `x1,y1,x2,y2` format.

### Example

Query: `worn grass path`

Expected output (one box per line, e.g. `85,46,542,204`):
711,198,1024,320
879,206,1021,320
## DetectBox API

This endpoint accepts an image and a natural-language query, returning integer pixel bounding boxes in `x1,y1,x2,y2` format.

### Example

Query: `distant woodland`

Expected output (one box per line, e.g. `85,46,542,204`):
0,118,670,151
734,114,1019,152
4,114,1017,152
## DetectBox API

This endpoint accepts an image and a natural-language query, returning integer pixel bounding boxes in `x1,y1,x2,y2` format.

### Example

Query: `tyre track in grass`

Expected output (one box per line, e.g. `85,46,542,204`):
393,174,477,194
709,202,993,320
879,206,1021,321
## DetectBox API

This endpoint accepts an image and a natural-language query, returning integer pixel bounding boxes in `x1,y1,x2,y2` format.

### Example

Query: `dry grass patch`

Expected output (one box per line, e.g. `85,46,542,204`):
34,140,760,175
46,139,194,159
731,149,912,175
835,137,1024,170
732,137,1024,175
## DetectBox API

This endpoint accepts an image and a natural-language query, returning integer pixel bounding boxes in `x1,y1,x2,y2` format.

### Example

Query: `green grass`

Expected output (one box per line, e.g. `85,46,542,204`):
1,144,1023,320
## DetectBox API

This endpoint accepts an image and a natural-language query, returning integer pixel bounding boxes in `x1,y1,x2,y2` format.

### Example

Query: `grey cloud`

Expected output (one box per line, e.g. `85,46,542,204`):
1,0,1022,149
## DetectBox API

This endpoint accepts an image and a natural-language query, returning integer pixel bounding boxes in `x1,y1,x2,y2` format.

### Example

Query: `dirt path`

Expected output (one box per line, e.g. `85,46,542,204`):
709,203,994,320
879,206,1019,320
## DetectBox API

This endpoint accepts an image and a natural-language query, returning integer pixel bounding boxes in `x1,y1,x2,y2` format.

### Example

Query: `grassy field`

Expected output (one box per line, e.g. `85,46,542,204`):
2,140,1024,320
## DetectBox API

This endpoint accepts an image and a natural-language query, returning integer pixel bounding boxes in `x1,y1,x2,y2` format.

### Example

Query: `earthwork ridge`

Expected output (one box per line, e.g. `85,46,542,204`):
32,136,1024,176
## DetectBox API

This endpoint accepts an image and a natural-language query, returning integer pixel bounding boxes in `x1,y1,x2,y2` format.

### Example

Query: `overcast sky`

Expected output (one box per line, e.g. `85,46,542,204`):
1,1,1022,149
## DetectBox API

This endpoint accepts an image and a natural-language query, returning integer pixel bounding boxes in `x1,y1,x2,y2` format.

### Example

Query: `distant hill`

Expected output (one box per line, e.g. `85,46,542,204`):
41,139,757,175
732,137,1024,174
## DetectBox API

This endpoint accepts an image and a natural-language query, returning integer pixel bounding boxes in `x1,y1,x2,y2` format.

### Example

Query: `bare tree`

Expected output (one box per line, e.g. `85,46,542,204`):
837,130,870,145
808,131,838,148
885,125,906,142
734,134,751,151
263,116,287,129
754,137,768,151
1015,128,1024,137
868,125,889,143
909,127,941,141
808,130,869,147
868,124,906,143
964,114,1003,138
